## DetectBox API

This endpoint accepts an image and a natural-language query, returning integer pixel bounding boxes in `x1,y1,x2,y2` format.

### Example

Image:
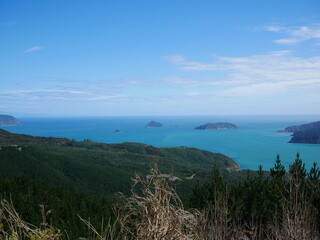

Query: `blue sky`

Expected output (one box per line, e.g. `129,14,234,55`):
1,0,320,116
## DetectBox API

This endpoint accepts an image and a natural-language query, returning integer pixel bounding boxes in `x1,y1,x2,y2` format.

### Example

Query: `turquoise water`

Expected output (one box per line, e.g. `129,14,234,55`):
2,115,320,170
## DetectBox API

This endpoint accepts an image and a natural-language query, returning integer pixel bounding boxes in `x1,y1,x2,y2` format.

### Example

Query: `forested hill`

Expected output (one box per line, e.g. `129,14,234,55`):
278,121,320,144
0,129,240,239
289,128,320,144
0,129,237,198
280,121,320,133
0,128,72,145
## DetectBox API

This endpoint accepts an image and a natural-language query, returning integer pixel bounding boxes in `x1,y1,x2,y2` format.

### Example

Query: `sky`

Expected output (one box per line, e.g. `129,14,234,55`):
1,0,320,117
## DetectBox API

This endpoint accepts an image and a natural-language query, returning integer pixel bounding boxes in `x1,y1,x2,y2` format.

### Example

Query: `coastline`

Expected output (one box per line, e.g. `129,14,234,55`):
1,116,320,170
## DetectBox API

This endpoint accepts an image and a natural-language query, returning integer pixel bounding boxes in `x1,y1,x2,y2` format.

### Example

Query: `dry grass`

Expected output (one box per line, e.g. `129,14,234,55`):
0,199,62,240
80,161,320,240
82,163,201,240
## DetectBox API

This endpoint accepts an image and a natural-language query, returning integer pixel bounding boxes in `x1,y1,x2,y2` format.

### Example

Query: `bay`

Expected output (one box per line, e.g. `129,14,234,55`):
2,115,320,170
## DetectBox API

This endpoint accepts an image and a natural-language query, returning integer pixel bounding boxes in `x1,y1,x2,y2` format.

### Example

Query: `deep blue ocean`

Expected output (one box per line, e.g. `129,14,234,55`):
2,115,320,170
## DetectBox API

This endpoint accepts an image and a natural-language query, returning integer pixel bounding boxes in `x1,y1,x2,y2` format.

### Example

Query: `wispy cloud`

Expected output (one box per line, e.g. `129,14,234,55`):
38,76,161,89
166,76,249,88
24,46,44,53
165,51,320,99
164,55,222,71
87,94,126,101
0,88,126,102
266,23,320,45
165,51,320,83
218,79,320,97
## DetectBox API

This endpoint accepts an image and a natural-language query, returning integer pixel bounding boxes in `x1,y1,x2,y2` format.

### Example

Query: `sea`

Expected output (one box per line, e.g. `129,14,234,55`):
2,115,320,171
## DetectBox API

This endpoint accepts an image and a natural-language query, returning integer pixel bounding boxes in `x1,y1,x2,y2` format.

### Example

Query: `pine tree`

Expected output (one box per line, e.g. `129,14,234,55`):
270,154,285,180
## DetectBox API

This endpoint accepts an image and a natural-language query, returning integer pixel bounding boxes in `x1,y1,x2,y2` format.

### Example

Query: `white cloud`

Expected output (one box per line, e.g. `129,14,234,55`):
87,94,126,101
266,24,320,45
266,25,284,32
165,52,320,84
164,55,222,71
0,88,126,102
165,51,320,100
166,76,250,88
218,79,320,97
24,46,44,53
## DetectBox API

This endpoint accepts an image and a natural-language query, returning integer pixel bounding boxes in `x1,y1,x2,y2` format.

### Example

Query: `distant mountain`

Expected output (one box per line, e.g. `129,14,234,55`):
195,122,238,130
145,121,163,128
279,121,320,144
0,114,20,126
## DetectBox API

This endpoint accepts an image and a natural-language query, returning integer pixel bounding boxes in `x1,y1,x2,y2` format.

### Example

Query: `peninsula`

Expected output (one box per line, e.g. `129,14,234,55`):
278,121,320,133
279,121,320,144
145,121,163,128
0,114,20,126
195,122,238,130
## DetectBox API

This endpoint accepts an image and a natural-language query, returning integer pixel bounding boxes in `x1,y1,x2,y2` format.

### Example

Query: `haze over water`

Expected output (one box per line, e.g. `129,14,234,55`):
3,115,320,171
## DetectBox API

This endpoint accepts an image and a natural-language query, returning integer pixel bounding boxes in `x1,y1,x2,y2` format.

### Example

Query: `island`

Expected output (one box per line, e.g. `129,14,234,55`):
195,122,238,130
0,114,20,126
279,121,320,144
145,121,163,128
114,130,121,133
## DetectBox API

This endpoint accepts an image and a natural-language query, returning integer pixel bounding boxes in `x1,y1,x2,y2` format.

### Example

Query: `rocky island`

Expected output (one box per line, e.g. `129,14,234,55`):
145,121,163,128
0,114,20,126
195,122,238,130
279,121,320,144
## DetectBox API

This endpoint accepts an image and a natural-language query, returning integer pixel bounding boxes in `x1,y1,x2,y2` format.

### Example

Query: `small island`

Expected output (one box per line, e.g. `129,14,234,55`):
279,121,320,144
145,121,163,128
0,114,20,126
114,130,121,133
195,122,238,130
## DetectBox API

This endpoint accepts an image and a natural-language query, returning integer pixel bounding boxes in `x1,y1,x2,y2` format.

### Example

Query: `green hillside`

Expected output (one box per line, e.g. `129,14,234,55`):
0,129,240,238
0,129,237,199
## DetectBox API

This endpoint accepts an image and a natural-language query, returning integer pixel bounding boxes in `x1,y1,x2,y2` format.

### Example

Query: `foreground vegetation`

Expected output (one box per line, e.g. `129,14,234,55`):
190,153,320,239
1,129,320,239
1,154,320,239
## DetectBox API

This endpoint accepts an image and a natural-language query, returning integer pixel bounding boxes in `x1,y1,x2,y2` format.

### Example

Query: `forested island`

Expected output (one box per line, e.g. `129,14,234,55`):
279,121,320,144
145,121,163,128
0,114,20,126
195,122,238,130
